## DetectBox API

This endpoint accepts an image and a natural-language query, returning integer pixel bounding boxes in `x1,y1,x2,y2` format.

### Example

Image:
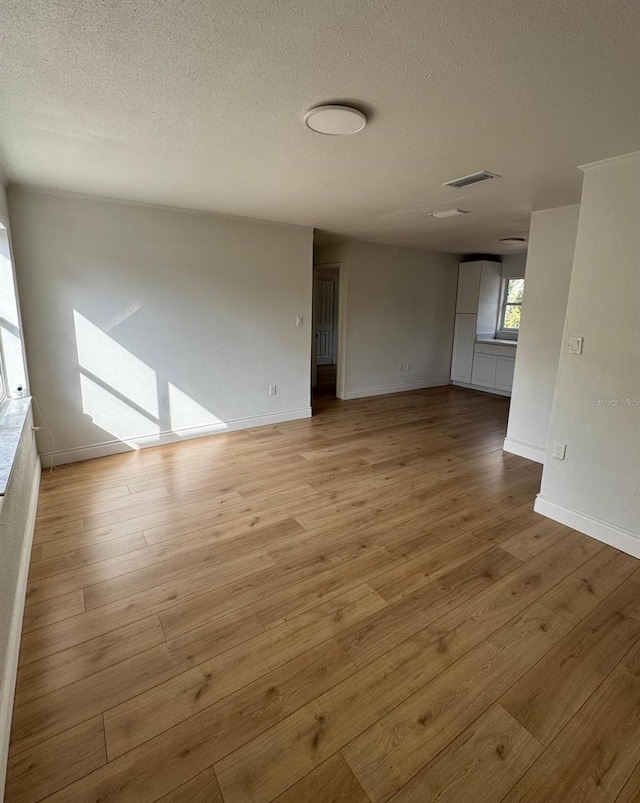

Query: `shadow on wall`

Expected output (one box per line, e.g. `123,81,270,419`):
73,309,227,449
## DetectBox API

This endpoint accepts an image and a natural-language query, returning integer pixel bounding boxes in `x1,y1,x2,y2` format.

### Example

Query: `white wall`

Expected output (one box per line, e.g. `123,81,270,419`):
501,252,527,279
504,205,580,462
536,155,640,555
0,177,40,800
8,187,313,464
337,241,458,399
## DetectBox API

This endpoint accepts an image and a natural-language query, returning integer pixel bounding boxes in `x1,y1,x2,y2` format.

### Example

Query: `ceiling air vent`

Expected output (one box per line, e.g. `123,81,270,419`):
428,208,470,219
443,171,501,189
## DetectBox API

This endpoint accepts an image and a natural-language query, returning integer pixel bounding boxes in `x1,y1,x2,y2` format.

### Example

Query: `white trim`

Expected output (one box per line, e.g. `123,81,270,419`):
534,494,640,559
503,437,546,464
338,379,450,401
579,151,640,172
0,458,40,797
452,381,511,398
40,407,312,467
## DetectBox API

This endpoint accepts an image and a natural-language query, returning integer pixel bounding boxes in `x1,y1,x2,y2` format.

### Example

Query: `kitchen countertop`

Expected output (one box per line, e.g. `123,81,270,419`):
475,338,517,347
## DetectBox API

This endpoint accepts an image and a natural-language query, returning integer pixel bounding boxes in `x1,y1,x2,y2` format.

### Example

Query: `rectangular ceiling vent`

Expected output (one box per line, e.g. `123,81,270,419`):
428,208,470,219
443,171,501,189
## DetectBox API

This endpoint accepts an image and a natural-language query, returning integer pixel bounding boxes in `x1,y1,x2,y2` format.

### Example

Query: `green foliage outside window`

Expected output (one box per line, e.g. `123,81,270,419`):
501,278,524,330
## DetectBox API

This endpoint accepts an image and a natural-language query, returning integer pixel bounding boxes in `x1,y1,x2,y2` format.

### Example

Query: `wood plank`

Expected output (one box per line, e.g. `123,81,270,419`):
368,533,491,604
274,754,369,803
250,547,403,629
14,615,166,706
341,603,570,803
103,585,384,758
4,715,106,803
10,605,264,756
19,545,340,665
460,530,604,631
37,639,356,803
539,545,640,623
83,543,276,610
615,761,640,803
338,545,521,668
155,769,223,803
34,486,169,530
503,638,640,802
499,518,571,560
156,546,388,642
213,607,499,803
18,548,272,666
29,532,147,577
21,590,85,634
500,578,640,744
26,530,215,606
386,704,543,803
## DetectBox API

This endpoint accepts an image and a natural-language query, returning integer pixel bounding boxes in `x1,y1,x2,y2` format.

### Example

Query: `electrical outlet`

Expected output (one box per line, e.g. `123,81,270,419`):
406,361,411,371
552,442,567,460
399,363,404,372
296,316,303,327
269,385,277,396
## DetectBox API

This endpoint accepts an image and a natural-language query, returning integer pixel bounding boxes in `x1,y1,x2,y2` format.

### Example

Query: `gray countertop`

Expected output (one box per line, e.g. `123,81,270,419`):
0,397,32,496
475,338,517,347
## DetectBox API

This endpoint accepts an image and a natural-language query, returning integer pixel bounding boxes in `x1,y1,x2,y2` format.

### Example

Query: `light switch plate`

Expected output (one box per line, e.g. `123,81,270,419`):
568,336,583,355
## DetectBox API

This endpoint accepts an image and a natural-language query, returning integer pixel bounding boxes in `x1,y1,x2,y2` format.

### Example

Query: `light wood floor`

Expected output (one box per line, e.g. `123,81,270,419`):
7,387,640,803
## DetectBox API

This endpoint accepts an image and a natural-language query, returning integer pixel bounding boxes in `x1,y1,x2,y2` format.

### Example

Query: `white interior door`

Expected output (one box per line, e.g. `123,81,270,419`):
314,278,336,365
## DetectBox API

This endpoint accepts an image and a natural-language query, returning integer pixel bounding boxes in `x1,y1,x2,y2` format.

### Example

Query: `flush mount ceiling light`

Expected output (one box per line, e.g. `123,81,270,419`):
444,171,501,189
304,105,367,136
500,237,527,245
428,208,470,219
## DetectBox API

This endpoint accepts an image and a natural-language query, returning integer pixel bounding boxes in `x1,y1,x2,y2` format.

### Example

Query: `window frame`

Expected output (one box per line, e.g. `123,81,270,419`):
0,220,13,405
0,339,7,405
496,277,524,340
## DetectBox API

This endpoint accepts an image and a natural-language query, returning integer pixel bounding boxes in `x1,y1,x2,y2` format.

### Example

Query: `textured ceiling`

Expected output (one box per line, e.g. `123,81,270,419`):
0,0,638,254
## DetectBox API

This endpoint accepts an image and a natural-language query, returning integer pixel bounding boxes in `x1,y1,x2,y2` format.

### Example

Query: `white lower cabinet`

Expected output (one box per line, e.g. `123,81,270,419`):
471,353,497,387
468,347,516,393
495,356,516,391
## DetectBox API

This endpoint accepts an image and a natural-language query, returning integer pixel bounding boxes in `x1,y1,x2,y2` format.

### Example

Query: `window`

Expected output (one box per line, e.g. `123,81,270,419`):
0,315,6,405
497,278,524,337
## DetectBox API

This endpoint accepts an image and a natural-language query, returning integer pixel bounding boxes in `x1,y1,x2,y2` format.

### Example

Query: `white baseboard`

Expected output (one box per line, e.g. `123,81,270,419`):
534,494,640,559
40,407,312,467
452,381,511,398
503,437,546,464
339,379,451,401
0,458,40,798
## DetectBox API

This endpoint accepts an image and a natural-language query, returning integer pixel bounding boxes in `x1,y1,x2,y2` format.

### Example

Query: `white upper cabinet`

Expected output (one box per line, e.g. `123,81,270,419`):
456,263,482,314
451,260,515,394
455,261,502,332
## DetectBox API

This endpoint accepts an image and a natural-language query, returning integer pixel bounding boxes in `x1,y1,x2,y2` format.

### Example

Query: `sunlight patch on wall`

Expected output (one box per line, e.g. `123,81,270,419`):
168,382,227,432
79,374,160,441
74,310,159,417
73,309,225,446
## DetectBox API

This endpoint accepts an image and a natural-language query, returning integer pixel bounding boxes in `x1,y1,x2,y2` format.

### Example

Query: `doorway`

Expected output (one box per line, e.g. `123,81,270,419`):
312,264,340,401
